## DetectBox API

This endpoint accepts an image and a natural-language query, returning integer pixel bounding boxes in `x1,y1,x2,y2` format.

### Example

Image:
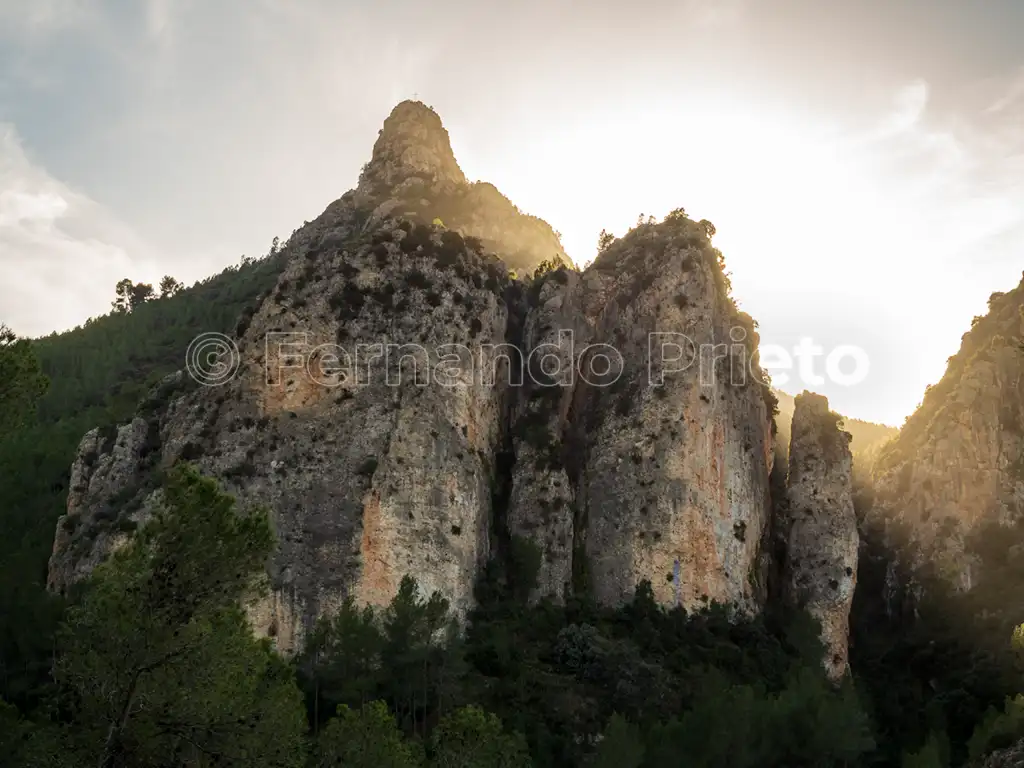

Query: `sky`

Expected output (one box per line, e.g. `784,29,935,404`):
1,0,1023,426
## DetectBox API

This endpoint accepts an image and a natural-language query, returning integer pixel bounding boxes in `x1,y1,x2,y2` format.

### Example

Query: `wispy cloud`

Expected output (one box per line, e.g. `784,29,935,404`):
853,76,1024,261
0,124,161,337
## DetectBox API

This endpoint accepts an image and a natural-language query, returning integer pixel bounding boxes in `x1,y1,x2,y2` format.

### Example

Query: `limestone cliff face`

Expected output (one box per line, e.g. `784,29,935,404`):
568,220,776,611
48,101,539,652
48,102,782,651
502,217,778,612
772,388,896,478
49,210,515,652
784,392,858,680
870,276,1024,588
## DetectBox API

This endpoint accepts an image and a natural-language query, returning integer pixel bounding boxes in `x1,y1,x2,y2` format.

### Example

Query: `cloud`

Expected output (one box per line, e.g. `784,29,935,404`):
857,76,1024,255
0,124,162,337
0,0,93,38
819,73,1024,421
877,79,930,136
0,190,67,227
144,0,196,47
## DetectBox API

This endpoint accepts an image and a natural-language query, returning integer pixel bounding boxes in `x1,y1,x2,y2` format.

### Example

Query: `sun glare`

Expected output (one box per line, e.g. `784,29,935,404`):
456,94,964,425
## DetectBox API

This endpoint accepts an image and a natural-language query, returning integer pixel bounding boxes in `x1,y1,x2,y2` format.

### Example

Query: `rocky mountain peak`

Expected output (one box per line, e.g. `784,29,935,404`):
357,100,466,194
46,102,793,656
347,101,567,273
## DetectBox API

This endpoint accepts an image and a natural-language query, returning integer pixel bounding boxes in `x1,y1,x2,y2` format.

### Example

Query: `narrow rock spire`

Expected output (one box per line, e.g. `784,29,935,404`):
786,391,859,681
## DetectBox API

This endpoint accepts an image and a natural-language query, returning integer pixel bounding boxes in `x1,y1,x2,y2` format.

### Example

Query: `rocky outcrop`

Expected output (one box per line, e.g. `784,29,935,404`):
354,101,567,273
772,388,896,477
785,392,858,680
570,219,776,611
49,417,155,588
50,215,515,653
503,215,778,611
980,739,1024,767
870,276,1024,588
48,102,781,651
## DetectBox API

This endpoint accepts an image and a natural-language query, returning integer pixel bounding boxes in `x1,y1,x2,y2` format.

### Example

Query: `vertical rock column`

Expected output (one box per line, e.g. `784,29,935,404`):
786,391,859,681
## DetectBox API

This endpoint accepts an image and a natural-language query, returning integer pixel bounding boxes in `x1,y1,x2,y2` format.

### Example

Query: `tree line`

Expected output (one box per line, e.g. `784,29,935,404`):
2,227,1024,764
5,444,1021,766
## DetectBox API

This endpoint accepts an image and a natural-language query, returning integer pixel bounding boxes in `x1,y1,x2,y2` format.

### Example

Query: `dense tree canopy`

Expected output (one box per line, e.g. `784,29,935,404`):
0,323,48,432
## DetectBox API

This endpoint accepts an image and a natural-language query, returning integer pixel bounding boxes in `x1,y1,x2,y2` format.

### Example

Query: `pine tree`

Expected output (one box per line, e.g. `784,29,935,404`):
428,706,532,768
158,276,184,298
0,324,48,432
314,701,423,768
52,465,307,767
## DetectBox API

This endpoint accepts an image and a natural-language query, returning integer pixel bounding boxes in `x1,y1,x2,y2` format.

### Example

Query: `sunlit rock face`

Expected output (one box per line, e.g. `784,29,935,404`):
357,100,467,191
355,101,567,273
502,216,777,611
568,219,775,612
48,101,782,651
870,275,1024,589
784,392,858,681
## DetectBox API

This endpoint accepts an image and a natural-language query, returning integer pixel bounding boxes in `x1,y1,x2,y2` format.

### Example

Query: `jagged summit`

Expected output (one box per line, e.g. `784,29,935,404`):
350,100,567,272
357,100,466,192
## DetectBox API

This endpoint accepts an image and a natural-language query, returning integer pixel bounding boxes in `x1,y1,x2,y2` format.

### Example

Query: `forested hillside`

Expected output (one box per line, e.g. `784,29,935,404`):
0,247,287,711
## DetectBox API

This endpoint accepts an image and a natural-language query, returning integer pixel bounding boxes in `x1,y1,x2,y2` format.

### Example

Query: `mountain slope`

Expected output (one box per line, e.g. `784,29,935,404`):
0,250,287,706
870,273,1024,586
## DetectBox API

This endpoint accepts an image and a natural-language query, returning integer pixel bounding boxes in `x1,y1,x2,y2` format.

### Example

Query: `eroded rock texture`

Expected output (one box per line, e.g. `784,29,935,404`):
502,215,778,611
571,220,775,611
48,102,553,652
505,269,585,600
355,100,568,272
48,101,782,651
870,275,1024,588
785,392,858,680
